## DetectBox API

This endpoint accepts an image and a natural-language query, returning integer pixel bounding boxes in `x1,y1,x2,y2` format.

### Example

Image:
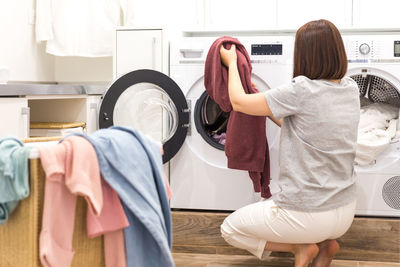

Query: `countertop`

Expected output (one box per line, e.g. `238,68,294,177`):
0,83,108,96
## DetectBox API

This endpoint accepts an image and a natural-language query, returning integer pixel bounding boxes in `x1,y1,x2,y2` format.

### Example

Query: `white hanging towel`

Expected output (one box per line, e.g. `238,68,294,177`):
36,0,134,57
355,102,399,165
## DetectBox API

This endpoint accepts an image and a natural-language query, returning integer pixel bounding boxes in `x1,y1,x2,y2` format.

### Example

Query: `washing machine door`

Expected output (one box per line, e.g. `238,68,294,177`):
99,69,189,163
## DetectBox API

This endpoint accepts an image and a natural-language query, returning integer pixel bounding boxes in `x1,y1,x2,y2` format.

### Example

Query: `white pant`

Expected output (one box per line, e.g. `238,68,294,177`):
220,199,356,260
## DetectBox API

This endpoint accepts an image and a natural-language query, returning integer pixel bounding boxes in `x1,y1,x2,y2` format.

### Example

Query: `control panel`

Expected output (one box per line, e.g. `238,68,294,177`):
346,39,377,60
344,35,400,62
170,36,294,66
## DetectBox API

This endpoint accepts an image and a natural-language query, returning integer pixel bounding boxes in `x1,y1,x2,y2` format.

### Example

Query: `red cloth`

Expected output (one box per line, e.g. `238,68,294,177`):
204,36,271,198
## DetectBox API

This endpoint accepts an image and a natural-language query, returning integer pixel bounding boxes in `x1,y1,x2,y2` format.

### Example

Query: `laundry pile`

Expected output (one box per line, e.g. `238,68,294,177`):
355,102,400,165
0,137,31,225
212,133,226,145
0,127,174,267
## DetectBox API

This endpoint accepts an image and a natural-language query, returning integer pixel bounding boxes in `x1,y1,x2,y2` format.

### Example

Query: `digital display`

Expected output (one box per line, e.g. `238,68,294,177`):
394,41,400,57
251,44,282,55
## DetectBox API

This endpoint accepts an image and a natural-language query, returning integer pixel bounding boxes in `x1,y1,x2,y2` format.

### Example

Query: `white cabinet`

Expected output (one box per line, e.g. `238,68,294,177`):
128,0,202,30
123,0,400,32
276,0,352,29
204,0,277,30
86,96,101,134
115,29,165,78
0,98,29,138
0,95,102,139
353,0,400,28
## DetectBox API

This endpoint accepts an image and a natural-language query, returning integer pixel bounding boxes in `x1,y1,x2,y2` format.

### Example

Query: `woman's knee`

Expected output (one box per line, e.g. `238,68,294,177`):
220,218,235,241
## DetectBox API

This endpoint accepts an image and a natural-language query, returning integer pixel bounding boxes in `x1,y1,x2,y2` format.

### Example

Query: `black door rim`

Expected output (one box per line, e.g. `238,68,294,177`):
99,69,189,163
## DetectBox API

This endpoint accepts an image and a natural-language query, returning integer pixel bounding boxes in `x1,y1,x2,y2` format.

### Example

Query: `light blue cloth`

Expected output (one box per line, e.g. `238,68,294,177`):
0,137,31,224
73,127,174,267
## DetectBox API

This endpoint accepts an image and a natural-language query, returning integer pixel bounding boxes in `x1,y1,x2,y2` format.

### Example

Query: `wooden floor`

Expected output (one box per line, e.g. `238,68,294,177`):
173,253,400,267
171,211,400,266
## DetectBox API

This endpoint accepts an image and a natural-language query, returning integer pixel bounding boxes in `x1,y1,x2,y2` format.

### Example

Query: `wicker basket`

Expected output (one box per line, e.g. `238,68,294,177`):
0,159,105,267
30,122,86,130
22,136,63,143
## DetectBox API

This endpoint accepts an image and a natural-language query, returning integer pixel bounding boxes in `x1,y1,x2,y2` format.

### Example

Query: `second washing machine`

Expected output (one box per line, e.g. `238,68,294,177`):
343,33,400,217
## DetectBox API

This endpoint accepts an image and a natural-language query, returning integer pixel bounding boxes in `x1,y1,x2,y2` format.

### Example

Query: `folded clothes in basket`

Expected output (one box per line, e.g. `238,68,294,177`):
30,122,85,137
30,127,83,137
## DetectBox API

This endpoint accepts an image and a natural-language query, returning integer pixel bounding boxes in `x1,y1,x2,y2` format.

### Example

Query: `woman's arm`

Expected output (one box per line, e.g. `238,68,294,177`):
250,82,282,127
220,44,274,118
268,115,283,127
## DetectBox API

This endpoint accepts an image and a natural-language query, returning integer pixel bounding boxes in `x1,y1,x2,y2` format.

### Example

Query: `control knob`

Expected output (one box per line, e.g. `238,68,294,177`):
359,43,370,55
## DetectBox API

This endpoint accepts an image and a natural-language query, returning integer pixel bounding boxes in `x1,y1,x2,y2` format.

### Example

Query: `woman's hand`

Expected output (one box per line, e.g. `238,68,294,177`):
220,44,237,68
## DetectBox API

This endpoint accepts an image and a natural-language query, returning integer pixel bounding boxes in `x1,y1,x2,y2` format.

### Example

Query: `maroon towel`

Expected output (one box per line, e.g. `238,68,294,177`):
204,36,271,198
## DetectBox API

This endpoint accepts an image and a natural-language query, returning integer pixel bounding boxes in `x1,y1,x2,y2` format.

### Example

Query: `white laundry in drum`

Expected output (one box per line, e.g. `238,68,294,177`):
355,102,400,165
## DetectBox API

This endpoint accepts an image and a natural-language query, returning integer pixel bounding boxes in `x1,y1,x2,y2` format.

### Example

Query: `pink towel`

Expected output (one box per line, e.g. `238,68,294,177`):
39,136,102,267
87,177,129,238
39,136,128,267
164,175,173,200
87,177,129,267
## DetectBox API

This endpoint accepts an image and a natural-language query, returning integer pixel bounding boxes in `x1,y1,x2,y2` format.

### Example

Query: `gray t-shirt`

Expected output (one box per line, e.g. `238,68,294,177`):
265,75,360,212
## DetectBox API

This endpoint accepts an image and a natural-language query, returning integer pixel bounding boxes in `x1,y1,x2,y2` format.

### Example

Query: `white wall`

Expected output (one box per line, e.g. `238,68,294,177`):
1,0,400,83
54,57,113,83
0,0,112,83
276,0,353,29
52,0,203,83
0,0,54,82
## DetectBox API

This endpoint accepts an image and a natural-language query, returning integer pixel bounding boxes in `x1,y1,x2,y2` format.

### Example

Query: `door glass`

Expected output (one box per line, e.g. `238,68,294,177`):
113,83,179,144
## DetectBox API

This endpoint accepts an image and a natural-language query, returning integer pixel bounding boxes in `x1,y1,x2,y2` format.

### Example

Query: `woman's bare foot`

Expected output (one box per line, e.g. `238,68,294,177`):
293,243,319,267
311,239,340,267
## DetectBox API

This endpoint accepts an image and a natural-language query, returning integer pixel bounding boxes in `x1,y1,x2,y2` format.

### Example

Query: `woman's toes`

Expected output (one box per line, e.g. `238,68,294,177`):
294,243,319,267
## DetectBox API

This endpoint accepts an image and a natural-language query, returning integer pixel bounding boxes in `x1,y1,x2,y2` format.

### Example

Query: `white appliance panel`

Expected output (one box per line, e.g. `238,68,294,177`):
170,143,258,210
355,173,400,217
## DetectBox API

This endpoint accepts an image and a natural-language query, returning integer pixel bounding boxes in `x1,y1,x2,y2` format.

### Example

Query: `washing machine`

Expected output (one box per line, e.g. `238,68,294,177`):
96,35,293,211
168,36,294,210
343,33,400,217
97,33,293,211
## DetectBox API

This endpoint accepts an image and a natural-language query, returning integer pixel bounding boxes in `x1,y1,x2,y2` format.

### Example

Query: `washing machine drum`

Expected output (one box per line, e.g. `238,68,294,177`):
202,96,229,133
350,71,400,107
194,91,230,150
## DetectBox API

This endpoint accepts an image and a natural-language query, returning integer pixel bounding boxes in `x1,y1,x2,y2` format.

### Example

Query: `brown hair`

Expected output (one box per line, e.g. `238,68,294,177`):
293,19,347,80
